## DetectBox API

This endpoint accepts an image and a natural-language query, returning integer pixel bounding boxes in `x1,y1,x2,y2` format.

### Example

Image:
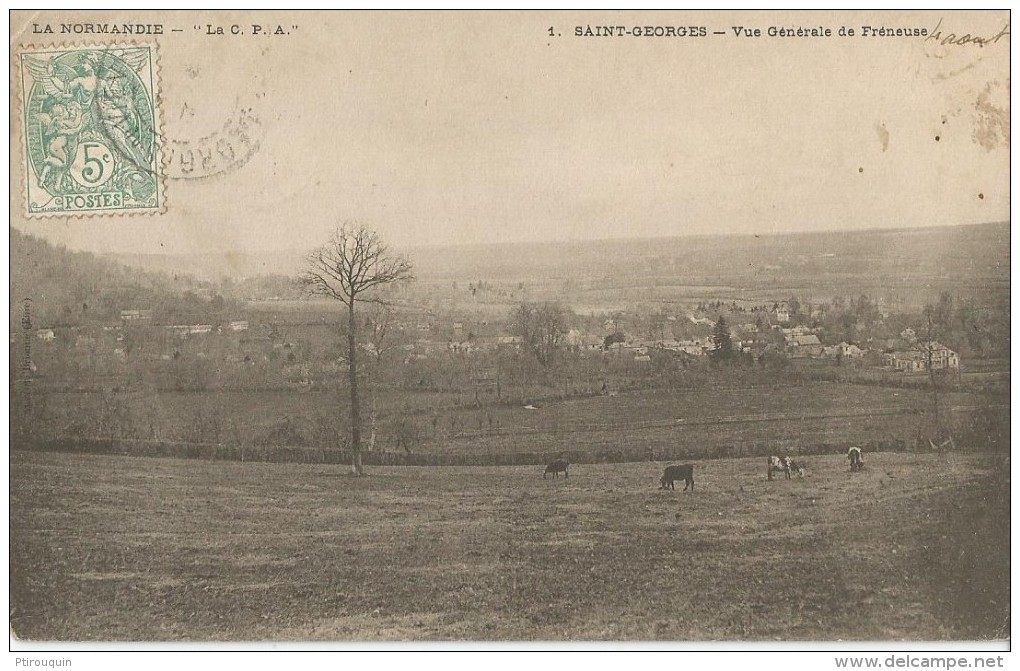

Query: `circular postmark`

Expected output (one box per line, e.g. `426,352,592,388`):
165,105,264,181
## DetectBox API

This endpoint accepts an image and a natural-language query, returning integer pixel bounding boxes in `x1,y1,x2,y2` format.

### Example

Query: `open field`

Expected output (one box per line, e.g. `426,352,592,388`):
10,449,1008,641
31,382,1006,459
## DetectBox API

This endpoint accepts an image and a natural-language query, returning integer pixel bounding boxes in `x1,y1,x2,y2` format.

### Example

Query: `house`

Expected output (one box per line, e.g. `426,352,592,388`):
838,342,865,359
781,325,814,337
677,338,710,356
884,343,959,372
166,324,213,337
775,308,791,323
35,329,55,342
449,340,475,354
414,339,446,355
120,309,152,323
757,343,784,360
564,331,603,352
884,350,926,372
785,334,823,358
923,342,960,370
282,363,311,380
229,320,249,332
654,339,683,352
824,342,865,360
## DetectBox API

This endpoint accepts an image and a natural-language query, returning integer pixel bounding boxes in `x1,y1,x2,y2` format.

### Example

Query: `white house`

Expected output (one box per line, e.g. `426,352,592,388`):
687,315,715,327
824,342,865,360
677,338,710,356
120,309,152,323
838,342,865,359
884,343,959,372
924,342,960,370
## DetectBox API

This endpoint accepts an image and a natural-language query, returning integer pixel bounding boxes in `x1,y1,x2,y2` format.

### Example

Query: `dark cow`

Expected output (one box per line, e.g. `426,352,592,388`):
847,446,864,472
660,464,695,491
544,460,569,479
767,455,804,480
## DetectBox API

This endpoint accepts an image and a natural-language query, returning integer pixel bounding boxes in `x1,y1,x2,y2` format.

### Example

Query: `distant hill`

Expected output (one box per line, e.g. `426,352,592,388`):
103,222,1009,305
9,229,234,329
410,222,1010,286
13,222,1008,325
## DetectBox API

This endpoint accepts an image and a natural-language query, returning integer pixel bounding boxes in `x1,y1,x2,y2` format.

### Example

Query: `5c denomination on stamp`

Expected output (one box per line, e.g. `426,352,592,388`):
18,44,165,216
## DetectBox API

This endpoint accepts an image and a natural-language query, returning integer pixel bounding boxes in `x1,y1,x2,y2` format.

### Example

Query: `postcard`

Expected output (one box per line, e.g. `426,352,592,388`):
8,9,1010,653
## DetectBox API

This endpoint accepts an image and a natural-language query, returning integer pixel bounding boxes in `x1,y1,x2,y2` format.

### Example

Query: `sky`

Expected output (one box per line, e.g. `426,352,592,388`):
9,9,1011,255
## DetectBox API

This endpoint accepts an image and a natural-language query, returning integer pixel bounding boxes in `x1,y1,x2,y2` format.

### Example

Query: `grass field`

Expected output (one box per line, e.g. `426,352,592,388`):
36,382,1003,458
10,449,1008,641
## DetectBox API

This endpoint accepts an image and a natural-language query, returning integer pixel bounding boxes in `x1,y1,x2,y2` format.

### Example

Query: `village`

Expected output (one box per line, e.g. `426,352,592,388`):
20,294,964,393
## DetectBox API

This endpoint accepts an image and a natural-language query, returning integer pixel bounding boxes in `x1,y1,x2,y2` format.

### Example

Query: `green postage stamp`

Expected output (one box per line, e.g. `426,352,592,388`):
18,44,164,215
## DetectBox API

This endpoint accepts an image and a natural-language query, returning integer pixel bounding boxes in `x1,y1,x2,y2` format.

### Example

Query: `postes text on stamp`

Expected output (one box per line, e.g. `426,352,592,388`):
18,44,164,216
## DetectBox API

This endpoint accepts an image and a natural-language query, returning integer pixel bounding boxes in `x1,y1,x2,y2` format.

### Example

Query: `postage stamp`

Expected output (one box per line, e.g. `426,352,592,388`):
17,44,164,216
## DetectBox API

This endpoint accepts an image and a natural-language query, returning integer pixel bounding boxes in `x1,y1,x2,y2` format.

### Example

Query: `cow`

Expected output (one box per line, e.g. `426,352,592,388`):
847,446,864,472
544,460,569,479
660,464,695,491
767,455,804,480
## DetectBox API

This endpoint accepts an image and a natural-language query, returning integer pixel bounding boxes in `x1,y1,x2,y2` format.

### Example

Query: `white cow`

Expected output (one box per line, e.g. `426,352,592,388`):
847,446,864,472
767,455,805,480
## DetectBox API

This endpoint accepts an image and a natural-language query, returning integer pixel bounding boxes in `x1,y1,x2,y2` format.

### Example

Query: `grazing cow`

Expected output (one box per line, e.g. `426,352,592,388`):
767,455,804,480
660,464,695,491
847,447,864,472
544,460,569,479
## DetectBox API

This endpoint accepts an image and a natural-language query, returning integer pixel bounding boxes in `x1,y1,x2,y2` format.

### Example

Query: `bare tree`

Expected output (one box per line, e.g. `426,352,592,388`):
364,302,398,453
364,302,397,365
302,224,413,475
508,301,568,366
921,306,954,451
